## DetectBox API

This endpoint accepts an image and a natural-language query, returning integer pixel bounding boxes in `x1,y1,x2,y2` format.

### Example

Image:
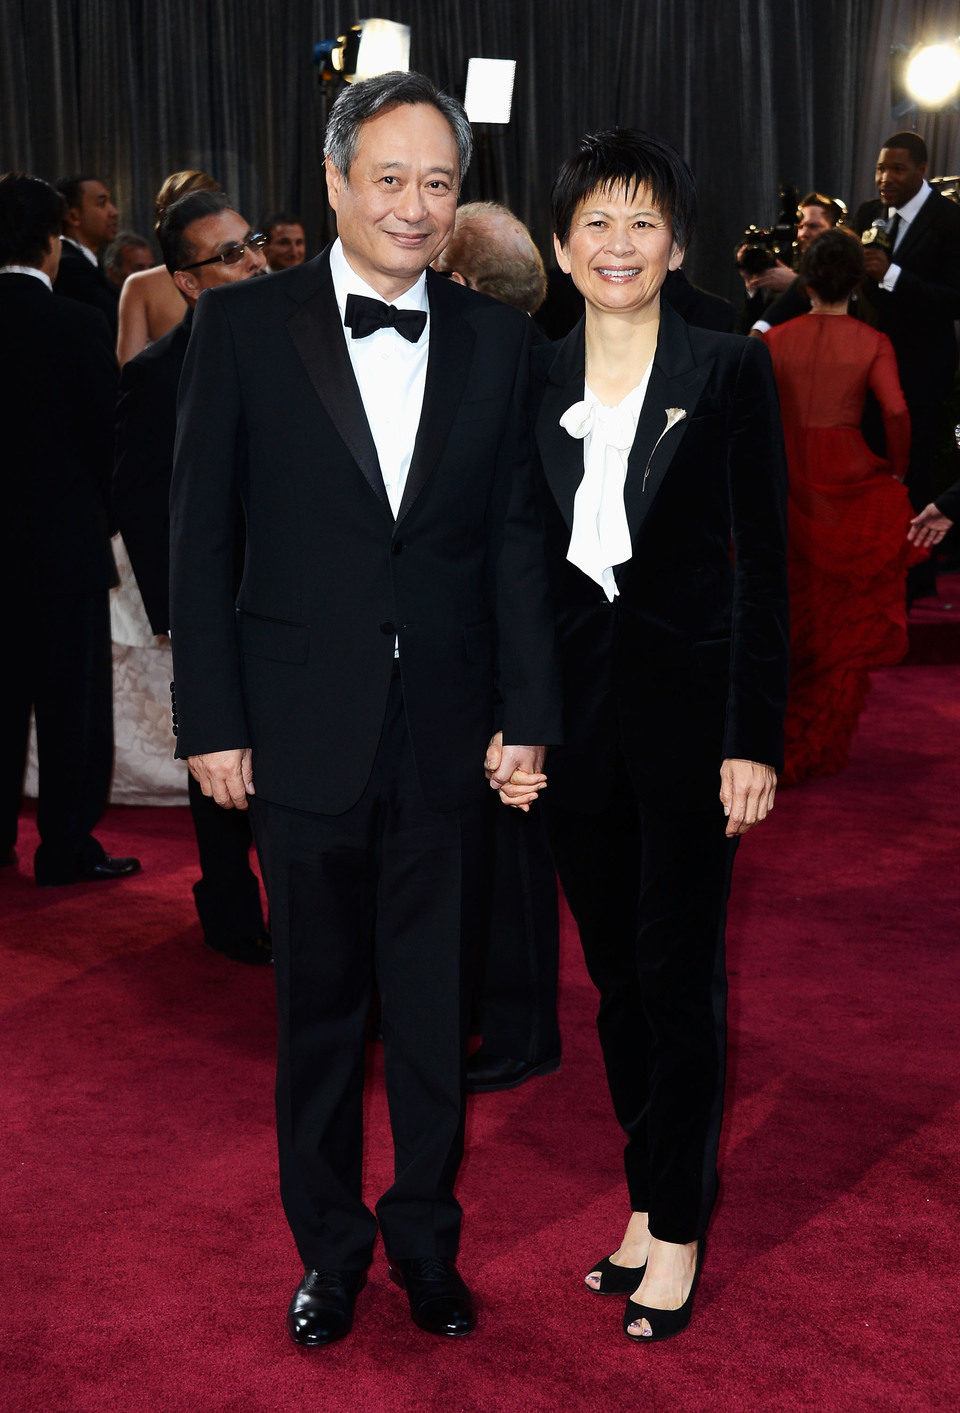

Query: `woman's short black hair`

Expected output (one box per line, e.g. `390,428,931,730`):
551,128,696,251
799,227,865,304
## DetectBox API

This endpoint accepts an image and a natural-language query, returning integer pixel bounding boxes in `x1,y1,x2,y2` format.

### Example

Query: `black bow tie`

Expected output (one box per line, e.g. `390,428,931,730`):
344,292,427,343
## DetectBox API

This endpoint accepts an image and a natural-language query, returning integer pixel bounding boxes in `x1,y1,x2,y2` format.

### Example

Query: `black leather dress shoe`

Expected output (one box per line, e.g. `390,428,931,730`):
388,1257,476,1336
286,1268,366,1346
36,854,141,887
465,1050,561,1094
204,933,274,966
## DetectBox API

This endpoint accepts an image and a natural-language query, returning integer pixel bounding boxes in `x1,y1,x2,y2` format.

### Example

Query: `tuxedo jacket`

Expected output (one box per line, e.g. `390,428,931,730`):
853,191,960,408
114,312,191,633
760,274,811,330
661,269,736,334
531,304,789,810
169,249,561,815
0,273,118,600
54,242,120,340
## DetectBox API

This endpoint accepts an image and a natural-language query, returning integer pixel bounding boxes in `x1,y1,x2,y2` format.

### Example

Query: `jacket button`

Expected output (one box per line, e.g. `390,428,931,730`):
392,539,404,555
379,621,396,635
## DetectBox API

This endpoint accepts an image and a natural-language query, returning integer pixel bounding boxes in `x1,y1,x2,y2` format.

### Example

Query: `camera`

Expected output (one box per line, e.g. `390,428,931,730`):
737,183,799,274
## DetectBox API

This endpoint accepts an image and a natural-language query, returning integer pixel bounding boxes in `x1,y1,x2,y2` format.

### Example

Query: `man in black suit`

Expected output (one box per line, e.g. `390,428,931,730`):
114,191,270,963
54,175,120,338
0,173,138,885
169,73,560,1345
853,132,960,597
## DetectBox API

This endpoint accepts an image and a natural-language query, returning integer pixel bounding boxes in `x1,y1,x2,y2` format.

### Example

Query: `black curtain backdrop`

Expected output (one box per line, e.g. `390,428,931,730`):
2,0,959,302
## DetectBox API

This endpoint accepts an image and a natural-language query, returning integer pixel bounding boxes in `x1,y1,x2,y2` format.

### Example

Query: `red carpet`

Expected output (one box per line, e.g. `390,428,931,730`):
3,665,959,1410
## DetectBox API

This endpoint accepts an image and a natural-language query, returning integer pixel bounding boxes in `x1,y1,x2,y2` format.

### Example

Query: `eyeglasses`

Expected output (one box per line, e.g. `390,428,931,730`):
179,233,268,271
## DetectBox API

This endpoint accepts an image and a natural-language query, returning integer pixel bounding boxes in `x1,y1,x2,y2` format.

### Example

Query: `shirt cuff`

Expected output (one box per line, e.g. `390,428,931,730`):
880,263,902,292
751,319,772,334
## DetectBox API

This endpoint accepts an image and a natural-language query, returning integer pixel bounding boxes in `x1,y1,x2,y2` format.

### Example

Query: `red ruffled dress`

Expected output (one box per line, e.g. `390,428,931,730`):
762,314,920,785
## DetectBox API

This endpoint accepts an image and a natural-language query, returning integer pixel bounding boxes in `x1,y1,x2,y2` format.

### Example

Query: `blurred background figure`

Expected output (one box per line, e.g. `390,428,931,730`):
1,172,138,885
104,230,154,289
762,229,922,786
114,190,270,961
116,169,220,365
261,210,307,271
434,200,547,320
434,200,560,1092
54,173,120,337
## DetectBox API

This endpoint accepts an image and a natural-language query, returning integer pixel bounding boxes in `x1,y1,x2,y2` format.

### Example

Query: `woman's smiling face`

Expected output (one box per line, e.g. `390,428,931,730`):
555,182,683,317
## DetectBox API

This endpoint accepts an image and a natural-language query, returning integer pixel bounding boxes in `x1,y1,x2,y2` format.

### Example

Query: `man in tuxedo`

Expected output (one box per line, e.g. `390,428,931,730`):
853,132,960,597
0,172,139,885
54,175,121,337
169,72,560,1345
104,230,154,289
114,191,270,963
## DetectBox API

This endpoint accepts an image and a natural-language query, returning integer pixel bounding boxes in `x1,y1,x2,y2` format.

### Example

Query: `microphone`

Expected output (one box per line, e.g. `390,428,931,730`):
861,216,894,255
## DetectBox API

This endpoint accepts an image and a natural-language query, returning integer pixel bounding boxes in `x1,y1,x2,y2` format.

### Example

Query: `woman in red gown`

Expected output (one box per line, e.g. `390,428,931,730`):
762,228,917,785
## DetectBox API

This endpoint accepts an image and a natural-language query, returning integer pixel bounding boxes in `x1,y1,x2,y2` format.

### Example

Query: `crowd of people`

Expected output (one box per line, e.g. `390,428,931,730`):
2,69,959,1353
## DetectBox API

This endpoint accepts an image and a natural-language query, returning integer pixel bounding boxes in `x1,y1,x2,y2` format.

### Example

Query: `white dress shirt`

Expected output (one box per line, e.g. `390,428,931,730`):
561,365,652,601
0,264,52,290
329,238,429,518
880,179,932,292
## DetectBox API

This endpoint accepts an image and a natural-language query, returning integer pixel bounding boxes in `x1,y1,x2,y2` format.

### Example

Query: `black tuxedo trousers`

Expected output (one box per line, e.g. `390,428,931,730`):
250,672,487,1268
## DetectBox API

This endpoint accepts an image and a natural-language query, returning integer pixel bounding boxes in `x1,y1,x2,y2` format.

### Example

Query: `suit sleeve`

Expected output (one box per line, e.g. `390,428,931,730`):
723,336,790,771
762,276,807,330
70,305,119,528
114,356,173,633
491,320,563,747
169,290,250,757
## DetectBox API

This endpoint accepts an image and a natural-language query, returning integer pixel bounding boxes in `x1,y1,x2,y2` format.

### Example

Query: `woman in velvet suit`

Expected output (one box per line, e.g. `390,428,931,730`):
510,131,789,1340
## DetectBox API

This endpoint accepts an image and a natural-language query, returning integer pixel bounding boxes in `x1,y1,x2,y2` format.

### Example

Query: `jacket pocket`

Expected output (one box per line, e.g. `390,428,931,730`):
237,609,309,664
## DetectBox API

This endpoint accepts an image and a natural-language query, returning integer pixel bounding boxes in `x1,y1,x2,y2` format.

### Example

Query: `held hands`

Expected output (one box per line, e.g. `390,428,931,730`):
188,748,254,809
908,502,954,550
719,758,776,837
484,732,547,811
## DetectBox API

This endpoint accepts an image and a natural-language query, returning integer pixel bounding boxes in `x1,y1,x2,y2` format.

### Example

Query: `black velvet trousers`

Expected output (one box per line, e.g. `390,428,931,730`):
544,761,737,1245
250,672,486,1271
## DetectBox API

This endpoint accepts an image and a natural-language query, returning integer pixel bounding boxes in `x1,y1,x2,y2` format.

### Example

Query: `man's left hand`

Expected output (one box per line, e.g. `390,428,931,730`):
484,732,547,811
862,246,891,283
719,758,777,837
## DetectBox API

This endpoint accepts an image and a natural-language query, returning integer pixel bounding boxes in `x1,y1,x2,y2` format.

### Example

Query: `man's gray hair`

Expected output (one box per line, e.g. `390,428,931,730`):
104,230,152,273
324,70,472,187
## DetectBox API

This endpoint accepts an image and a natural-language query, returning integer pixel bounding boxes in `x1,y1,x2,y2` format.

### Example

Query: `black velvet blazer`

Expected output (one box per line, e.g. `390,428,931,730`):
531,304,789,809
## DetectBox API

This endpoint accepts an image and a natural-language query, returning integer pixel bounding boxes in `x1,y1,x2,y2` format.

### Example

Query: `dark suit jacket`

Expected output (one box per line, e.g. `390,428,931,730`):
853,190,960,408
0,273,118,599
662,269,736,333
54,241,120,340
114,311,191,633
758,274,811,329
531,304,789,809
169,250,561,815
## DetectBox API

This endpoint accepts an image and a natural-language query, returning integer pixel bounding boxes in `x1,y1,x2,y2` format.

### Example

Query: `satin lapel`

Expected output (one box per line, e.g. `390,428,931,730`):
535,320,586,531
285,249,389,514
623,303,715,545
396,269,476,525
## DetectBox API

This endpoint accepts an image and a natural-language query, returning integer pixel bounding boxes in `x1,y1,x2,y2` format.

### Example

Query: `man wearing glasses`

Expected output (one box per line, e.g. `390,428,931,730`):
114,190,270,963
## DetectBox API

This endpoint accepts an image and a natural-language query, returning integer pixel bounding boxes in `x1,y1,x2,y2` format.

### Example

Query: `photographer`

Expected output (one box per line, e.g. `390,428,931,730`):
748,192,845,333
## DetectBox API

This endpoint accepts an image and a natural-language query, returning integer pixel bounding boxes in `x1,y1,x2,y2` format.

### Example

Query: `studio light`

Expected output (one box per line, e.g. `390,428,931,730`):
313,19,410,84
464,58,516,124
904,40,960,108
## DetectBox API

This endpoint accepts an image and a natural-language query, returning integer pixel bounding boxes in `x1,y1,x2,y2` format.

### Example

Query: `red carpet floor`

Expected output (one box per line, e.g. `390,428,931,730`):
2,665,959,1411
